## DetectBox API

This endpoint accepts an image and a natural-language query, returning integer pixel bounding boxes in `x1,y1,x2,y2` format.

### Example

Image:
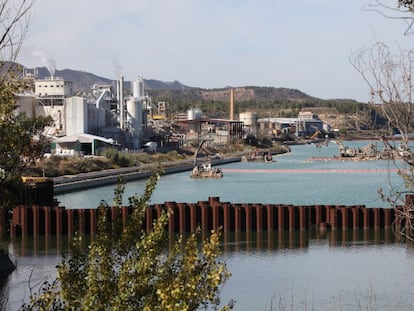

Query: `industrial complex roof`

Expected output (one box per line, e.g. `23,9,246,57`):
55,133,116,144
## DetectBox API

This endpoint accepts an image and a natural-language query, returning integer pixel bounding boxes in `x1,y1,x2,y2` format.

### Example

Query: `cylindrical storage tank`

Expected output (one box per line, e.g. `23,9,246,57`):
132,78,144,99
187,108,202,120
239,111,257,126
126,98,143,149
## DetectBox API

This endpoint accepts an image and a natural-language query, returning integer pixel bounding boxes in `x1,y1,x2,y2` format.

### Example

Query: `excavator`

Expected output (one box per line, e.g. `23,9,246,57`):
190,140,223,178
310,130,322,140
379,136,413,164
332,139,377,158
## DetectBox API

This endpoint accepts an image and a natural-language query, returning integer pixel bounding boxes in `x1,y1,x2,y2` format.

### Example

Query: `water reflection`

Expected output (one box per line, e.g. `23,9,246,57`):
221,228,398,253
10,235,71,257
6,228,400,257
0,228,408,311
218,229,413,311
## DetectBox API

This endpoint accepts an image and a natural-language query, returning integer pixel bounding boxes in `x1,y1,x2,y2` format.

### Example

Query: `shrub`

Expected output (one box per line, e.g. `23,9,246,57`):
22,174,233,310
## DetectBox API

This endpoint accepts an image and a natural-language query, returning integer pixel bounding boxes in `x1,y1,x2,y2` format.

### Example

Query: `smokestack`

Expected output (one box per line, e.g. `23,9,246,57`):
119,77,125,130
229,89,234,120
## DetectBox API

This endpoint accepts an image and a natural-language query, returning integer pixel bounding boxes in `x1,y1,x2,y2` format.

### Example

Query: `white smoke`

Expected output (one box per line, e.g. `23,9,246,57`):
112,57,123,79
32,50,56,77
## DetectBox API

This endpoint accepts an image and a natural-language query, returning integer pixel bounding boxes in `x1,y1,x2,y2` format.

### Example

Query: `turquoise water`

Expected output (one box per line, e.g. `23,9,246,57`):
3,141,414,310
57,141,405,208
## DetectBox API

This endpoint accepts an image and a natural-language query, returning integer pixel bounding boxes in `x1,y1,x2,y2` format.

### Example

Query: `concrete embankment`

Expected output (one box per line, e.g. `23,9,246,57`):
53,156,242,194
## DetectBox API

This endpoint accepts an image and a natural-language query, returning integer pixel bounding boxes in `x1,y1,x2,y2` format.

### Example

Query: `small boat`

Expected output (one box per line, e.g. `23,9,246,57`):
190,140,223,178
190,162,223,178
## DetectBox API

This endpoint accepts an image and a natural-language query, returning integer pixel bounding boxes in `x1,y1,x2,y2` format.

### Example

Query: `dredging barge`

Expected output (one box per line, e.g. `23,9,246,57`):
190,140,223,178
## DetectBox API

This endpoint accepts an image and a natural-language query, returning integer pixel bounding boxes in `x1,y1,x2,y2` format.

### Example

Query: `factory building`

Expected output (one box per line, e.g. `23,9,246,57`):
175,108,244,147
258,111,326,137
16,71,146,155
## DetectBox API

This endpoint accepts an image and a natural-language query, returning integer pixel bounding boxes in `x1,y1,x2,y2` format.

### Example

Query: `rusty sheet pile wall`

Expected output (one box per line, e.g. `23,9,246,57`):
7,197,403,237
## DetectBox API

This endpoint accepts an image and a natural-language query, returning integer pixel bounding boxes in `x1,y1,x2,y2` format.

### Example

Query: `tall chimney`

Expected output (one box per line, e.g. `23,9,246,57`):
119,76,125,130
229,89,234,120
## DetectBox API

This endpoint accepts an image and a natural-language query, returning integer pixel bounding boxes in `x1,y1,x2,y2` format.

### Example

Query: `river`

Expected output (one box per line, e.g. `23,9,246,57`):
2,141,414,310
57,140,404,208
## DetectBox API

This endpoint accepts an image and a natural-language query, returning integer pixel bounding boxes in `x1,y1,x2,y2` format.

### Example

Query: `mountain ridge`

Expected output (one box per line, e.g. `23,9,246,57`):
28,66,194,93
24,65,363,105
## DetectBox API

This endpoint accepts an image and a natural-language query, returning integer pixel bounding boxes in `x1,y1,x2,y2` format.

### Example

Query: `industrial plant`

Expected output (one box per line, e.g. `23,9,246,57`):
14,67,329,157
15,67,155,155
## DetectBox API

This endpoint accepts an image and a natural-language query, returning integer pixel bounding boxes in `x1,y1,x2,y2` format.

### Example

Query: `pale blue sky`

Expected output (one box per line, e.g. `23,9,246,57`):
19,0,412,102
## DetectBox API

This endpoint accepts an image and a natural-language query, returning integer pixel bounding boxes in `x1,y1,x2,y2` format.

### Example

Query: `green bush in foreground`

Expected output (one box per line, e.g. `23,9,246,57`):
23,173,233,311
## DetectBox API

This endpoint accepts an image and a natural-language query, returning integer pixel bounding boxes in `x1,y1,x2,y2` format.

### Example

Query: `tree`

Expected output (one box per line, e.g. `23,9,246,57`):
351,40,414,241
0,0,52,209
23,174,233,310
0,76,52,204
363,0,414,35
0,0,32,67
398,0,414,12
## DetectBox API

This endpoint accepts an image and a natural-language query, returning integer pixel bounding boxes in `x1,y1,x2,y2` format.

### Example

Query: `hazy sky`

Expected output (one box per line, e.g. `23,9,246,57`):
18,0,412,102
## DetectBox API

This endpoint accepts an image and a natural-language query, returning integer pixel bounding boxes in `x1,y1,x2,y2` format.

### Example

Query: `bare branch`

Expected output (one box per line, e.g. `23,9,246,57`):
363,0,414,35
351,39,414,241
0,0,33,77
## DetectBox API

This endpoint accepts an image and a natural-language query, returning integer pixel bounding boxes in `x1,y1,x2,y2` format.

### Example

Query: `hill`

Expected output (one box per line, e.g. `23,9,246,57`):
30,66,193,92
23,65,377,130
27,65,360,104
147,86,315,103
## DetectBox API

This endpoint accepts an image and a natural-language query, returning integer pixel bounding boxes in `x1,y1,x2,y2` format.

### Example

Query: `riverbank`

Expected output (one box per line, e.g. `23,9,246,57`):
53,155,242,194
53,147,290,194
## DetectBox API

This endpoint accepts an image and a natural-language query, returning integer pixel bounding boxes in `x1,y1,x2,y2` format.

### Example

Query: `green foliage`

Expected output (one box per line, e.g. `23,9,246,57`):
102,148,120,163
103,148,188,166
102,148,127,166
0,72,53,208
42,156,64,177
149,87,368,119
23,173,232,310
335,101,365,114
338,128,348,136
102,149,134,167
117,154,134,167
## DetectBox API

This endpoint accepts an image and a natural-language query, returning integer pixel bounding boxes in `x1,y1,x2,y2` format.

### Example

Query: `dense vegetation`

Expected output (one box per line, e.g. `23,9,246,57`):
148,86,371,120
0,73,52,210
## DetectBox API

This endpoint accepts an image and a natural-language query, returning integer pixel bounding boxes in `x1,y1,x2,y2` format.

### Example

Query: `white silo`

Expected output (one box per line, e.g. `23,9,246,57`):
239,111,257,126
132,78,144,99
187,108,202,133
126,97,143,149
187,108,202,120
239,111,258,135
